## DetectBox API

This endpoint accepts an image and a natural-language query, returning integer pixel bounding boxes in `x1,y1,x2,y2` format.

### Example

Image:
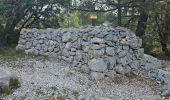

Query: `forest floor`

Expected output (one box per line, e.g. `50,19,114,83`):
0,46,166,100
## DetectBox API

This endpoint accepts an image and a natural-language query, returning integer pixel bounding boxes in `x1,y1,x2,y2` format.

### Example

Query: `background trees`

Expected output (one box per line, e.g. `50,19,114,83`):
0,0,68,45
0,0,170,58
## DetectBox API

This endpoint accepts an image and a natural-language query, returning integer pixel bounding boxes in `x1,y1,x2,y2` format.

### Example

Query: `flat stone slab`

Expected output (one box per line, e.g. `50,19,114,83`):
0,68,11,86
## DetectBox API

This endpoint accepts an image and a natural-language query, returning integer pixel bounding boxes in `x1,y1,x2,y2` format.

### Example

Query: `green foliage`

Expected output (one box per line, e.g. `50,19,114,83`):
70,11,82,28
59,11,82,28
9,78,20,89
57,93,67,100
0,85,11,95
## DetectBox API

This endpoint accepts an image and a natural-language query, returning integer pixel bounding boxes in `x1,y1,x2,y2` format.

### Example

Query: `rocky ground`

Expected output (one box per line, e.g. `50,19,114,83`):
0,55,165,100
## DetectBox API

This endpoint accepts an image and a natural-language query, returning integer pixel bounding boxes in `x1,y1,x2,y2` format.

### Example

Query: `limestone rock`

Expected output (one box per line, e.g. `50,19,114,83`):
16,44,25,51
0,68,12,86
90,72,105,80
91,37,104,44
62,33,71,42
89,58,107,72
115,65,125,74
106,47,115,56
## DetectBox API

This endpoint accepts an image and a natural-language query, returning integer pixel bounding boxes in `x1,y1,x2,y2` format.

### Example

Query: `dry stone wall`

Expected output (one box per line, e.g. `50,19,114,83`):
14,26,170,97
17,26,161,80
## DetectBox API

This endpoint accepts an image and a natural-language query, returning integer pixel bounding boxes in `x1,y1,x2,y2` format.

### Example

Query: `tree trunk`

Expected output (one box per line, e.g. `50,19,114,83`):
135,11,148,37
135,0,148,37
3,19,19,45
160,41,170,56
117,0,122,26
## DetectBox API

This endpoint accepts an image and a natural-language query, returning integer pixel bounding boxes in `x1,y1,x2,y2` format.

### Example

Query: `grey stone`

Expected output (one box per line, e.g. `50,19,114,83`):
25,49,34,55
122,45,129,50
106,70,117,78
135,48,144,58
112,36,118,42
43,46,48,52
93,49,105,58
62,50,70,57
54,47,60,52
123,65,131,74
16,44,25,51
161,84,170,96
78,95,85,100
104,34,113,41
91,44,105,50
118,50,128,57
0,68,12,86
26,42,32,48
106,47,115,56
82,42,89,46
65,42,72,50
18,39,26,44
34,49,39,56
48,47,54,52
107,57,116,69
89,58,107,72
129,60,140,70
105,41,115,46
39,40,44,44
91,37,104,44
129,38,142,48
115,65,125,74
143,55,161,70
62,33,71,42
70,52,76,56
71,48,76,52
90,72,105,80
155,69,170,84
80,65,90,74
119,56,128,66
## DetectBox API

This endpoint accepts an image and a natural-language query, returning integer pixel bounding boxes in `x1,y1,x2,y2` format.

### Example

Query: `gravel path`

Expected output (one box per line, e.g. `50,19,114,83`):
0,56,162,100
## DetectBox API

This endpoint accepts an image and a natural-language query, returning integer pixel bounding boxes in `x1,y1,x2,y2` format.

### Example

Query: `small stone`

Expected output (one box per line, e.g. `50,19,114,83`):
105,41,115,46
48,47,54,52
115,65,127,74
122,45,129,50
104,34,113,41
18,39,26,44
70,52,76,56
93,49,105,58
62,33,71,42
65,42,72,50
16,44,25,51
26,42,32,49
80,65,90,74
106,47,115,56
107,57,116,69
106,70,117,78
71,48,76,52
89,58,107,72
91,37,104,44
129,60,140,70
91,44,105,50
25,49,34,55
0,68,11,86
112,36,118,42
54,47,60,52
90,72,105,80
119,56,128,66
118,50,128,58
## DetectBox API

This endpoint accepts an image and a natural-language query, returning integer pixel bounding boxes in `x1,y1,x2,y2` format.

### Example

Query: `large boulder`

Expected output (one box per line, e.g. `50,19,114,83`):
89,58,107,72
0,68,12,86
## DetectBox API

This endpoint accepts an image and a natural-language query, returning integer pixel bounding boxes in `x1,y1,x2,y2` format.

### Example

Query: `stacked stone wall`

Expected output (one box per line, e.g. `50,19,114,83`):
17,26,160,80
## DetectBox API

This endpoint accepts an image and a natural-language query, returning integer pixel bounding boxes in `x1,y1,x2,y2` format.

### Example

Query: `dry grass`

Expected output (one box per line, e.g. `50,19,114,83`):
111,73,162,95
